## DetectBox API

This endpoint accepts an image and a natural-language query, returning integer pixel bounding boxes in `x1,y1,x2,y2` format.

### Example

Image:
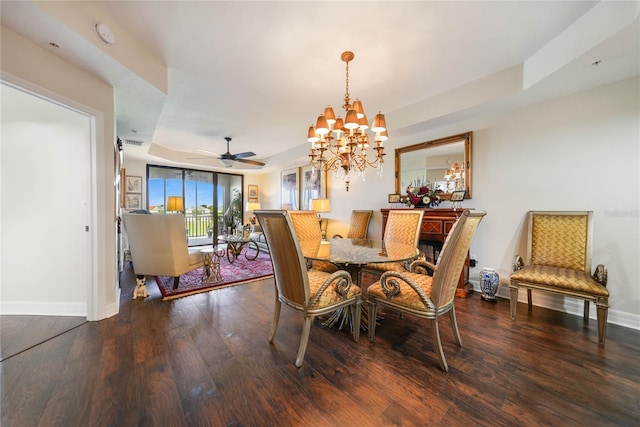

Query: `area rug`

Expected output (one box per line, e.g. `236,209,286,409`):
155,251,273,300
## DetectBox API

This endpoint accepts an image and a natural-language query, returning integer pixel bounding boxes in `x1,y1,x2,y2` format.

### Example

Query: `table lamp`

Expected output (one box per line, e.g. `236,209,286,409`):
167,196,184,213
311,198,331,240
245,201,261,224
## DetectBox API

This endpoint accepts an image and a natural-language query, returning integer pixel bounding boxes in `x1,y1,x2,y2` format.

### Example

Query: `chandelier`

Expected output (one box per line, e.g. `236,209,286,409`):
444,162,464,191
308,51,387,191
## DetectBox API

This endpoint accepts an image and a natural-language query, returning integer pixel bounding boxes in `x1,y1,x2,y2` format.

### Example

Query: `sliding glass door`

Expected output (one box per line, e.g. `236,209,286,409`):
147,165,243,246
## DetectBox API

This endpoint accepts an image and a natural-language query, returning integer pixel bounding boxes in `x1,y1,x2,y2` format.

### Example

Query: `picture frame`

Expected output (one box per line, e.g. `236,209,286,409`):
248,184,259,202
300,165,327,210
120,168,126,208
125,193,142,210
125,175,142,194
450,190,466,202
280,167,300,210
388,193,401,203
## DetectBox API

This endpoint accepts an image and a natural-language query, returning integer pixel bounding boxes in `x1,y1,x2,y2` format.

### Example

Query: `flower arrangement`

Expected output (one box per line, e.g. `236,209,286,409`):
405,178,443,208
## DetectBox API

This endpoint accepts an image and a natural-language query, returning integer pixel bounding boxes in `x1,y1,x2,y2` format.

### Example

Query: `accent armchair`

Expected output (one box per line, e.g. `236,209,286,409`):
123,213,205,290
367,210,485,372
509,211,609,346
255,210,361,367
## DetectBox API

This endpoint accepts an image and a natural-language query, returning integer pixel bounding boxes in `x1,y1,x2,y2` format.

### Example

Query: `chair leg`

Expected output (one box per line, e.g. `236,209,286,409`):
596,302,608,347
449,305,462,347
509,286,519,321
351,299,361,343
583,300,590,323
269,300,282,343
368,300,378,342
295,317,312,367
430,318,448,372
527,289,533,309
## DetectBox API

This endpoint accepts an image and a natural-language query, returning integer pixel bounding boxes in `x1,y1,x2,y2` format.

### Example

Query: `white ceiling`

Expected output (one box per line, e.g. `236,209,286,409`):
2,1,638,173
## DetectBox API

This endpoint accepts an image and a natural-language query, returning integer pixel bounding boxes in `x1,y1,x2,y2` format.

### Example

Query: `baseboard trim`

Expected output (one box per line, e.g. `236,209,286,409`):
468,279,640,331
0,301,86,317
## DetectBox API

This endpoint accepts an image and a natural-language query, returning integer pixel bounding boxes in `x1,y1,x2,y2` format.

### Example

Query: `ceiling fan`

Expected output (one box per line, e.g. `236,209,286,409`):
192,137,265,168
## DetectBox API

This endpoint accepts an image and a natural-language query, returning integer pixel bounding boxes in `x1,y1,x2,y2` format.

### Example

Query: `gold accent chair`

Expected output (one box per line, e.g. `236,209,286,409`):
361,210,425,277
510,211,609,346
334,210,373,239
255,210,362,367
289,210,339,273
367,210,485,372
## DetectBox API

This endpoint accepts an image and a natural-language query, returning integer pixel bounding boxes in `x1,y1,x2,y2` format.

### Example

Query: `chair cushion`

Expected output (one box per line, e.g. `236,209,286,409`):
511,265,609,296
367,272,434,311
363,262,406,273
307,270,361,307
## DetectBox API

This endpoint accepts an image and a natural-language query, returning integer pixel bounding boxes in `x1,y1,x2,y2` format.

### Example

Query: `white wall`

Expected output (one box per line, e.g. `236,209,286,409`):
257,76,640,329
1,26,117,320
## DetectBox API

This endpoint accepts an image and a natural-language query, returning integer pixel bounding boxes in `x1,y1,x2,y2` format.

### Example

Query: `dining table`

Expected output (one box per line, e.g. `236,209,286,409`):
302,237,420,330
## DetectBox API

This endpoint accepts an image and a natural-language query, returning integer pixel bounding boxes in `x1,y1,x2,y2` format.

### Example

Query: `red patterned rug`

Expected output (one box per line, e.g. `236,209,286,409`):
155,250,273,300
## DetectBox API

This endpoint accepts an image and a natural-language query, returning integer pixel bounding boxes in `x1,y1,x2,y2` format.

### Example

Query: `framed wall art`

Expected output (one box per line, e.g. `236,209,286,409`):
125,193,142,210
248,184,259,202
300,165,327,210
280,168,300,210
126,175,142,193
388,194,401,203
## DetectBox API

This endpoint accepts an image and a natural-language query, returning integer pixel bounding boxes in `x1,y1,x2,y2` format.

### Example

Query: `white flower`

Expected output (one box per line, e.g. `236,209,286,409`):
422,196,431,204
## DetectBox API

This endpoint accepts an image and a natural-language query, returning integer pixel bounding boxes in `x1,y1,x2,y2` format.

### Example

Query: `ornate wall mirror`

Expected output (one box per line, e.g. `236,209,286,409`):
394,131,472,199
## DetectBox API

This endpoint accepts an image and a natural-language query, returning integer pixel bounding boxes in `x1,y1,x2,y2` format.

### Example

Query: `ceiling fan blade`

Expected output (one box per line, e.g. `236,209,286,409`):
232,151,256,159
235,158,265,167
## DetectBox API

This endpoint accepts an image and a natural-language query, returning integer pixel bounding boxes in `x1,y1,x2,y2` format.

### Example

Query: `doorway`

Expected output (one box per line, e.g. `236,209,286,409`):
0,83,93,360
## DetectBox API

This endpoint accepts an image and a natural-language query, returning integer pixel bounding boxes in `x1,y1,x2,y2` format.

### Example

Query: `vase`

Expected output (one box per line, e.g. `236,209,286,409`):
479,268,499,302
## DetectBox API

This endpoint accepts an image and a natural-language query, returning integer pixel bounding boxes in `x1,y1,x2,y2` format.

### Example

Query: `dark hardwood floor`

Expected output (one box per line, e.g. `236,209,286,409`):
2,264,639,426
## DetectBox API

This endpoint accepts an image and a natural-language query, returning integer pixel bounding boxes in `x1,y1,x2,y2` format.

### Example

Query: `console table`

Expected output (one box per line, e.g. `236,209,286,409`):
380,208,472,298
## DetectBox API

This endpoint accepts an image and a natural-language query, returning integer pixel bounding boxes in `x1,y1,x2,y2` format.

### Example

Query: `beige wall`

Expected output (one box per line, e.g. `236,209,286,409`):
257,76,640,328
1,26,118,320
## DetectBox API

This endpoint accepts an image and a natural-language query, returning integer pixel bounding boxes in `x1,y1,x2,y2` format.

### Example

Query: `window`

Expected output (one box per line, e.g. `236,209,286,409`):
147,165,243,246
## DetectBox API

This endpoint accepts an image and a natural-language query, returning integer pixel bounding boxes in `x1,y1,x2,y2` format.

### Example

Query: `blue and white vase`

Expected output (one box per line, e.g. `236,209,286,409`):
480,268,499,302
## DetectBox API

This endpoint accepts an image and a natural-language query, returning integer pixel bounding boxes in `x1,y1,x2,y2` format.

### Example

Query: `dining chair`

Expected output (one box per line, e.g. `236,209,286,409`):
510,211,609,346
288,210,339,273
367,210,485,372
333,210,373,239
255,210,362,367
361,210,425,279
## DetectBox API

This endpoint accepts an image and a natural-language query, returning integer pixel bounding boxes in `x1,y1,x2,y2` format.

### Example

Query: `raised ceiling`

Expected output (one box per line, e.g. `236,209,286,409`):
2,1,638,173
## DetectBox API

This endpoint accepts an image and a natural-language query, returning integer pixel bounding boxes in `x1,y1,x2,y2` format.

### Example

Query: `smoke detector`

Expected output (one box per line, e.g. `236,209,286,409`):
95,23,116,45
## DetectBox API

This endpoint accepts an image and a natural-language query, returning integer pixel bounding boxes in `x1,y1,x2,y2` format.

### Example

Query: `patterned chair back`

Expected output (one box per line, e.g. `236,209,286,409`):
383,210,425,247
347,210,373,239
255,210,311,307
288,210,322,257
528,211,592,273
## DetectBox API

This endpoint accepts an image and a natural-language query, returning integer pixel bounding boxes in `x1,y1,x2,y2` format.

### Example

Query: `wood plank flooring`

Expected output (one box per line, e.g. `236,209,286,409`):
2,264,639,426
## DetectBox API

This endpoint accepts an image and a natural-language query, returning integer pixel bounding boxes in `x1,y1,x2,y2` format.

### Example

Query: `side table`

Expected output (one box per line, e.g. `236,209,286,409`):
200,246,224,284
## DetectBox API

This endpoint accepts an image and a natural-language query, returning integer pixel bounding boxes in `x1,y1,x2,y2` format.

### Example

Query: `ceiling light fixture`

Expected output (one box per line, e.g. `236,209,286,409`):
308,51,387,191
95,23,116,45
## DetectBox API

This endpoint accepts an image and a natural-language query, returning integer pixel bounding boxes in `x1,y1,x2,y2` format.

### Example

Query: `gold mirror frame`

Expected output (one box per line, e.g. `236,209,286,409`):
394,131,472,200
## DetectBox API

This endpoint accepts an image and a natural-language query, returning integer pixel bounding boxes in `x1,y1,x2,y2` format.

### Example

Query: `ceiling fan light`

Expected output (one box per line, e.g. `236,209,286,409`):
372,112,387,132
221,159,234,168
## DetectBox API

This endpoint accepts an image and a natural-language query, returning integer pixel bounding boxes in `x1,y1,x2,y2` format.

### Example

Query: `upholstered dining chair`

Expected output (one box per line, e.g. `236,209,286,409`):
510,211,609,346
367,210,485,372
289,210,339,273
255,210,361,367
333,210,373,239
361,210,425,279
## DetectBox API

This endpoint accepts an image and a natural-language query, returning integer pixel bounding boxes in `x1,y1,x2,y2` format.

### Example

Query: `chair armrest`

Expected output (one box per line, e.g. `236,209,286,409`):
379,270,436,310
593,264,608,286
409,259,437,275
513,255,524,272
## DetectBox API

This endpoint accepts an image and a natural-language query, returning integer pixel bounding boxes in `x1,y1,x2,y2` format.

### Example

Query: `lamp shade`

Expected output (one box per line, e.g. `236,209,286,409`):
167,196,184,212
311,198,331,213
245,202,261,212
